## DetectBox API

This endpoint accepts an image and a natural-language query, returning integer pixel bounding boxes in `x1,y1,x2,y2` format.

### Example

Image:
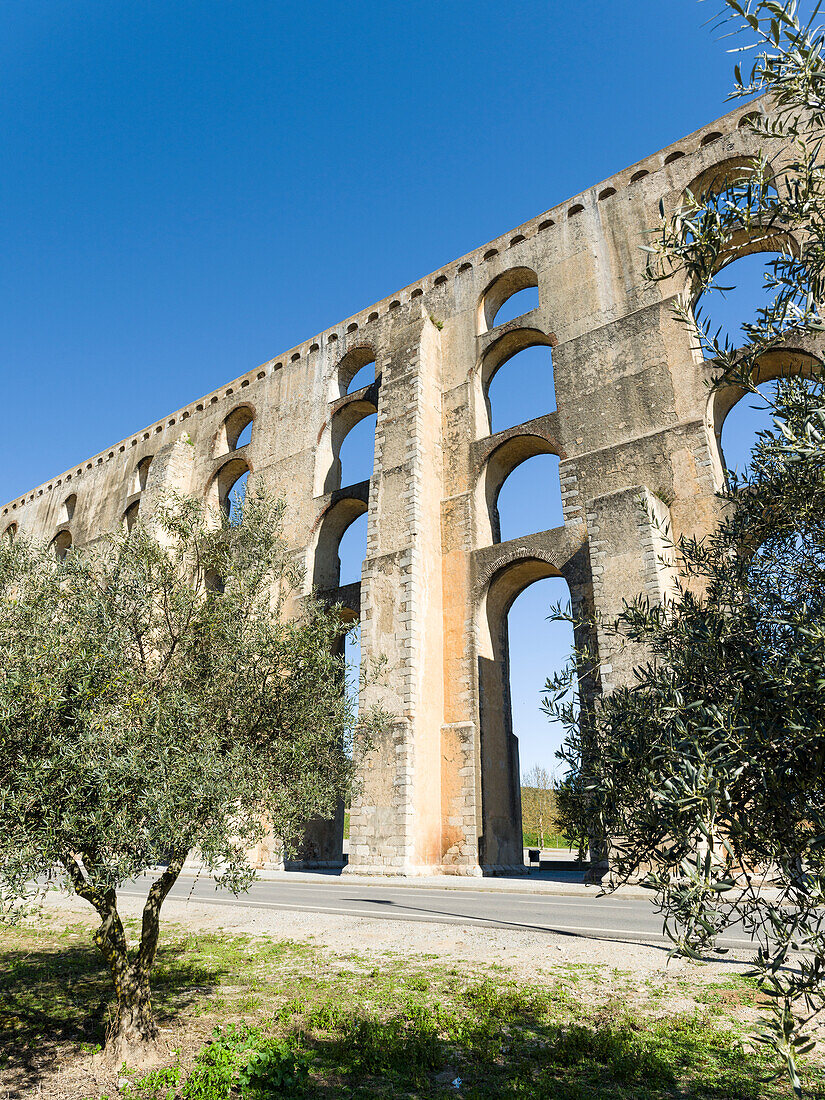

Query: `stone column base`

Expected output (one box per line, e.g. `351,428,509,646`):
343,862,485,877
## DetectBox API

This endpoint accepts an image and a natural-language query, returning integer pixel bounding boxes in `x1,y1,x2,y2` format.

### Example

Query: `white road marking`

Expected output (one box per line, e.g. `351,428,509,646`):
131,878,640,910
117,890,754,948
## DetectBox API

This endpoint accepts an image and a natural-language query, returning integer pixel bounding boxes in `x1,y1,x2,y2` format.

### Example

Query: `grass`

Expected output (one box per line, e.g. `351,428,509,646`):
521,832,571,850
2,914,824,1099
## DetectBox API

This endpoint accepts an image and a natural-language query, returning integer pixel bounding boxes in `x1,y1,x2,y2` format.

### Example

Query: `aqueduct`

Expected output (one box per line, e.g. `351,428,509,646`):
3,95,807,874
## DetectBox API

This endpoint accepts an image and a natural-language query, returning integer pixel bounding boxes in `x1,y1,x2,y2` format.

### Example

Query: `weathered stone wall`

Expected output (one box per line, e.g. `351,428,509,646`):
3,96,786,875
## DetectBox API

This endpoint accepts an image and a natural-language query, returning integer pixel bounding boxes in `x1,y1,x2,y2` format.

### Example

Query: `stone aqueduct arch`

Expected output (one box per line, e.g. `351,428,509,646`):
3,96,808,874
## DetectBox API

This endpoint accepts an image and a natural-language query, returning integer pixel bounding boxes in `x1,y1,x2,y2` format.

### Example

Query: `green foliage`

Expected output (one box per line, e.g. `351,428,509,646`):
0,488,386,1047
549,1,825,1092
121,1066,181,1100
178,1024,311,1099
236,1036,311,1097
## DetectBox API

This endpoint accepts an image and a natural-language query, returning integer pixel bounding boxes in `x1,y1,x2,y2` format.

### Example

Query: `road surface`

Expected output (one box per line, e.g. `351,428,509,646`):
120,874,756,950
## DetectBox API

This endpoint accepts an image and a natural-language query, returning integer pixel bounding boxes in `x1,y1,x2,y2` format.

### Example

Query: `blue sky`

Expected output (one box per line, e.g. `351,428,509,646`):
0,1,778,778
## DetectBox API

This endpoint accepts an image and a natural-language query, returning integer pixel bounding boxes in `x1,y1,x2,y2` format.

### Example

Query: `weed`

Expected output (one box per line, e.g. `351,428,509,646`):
5,919,825,1099
180,1024,310,1099
122,1065,181,1100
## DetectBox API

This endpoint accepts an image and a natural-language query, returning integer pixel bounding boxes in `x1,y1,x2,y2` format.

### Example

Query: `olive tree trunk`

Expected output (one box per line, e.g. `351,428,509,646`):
62,852,186,1059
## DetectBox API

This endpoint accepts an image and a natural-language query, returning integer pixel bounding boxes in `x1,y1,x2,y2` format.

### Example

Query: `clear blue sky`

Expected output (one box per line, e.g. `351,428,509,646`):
0,1,777,779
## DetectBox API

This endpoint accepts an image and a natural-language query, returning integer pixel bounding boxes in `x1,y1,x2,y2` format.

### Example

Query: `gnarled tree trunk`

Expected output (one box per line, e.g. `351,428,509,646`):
62,851,187,1061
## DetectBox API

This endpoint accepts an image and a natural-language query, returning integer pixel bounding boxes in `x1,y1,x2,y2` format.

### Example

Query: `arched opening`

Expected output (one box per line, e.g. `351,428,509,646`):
124,500,140,535
215,405,254,456
204,569,225,594
496,454,564,542
335,345,377,400
235,418,252,450
480,436,564,546
3,523,17,542
209,458,251,522
709,349,820,483
338,413,377,489
317,397,378,494
478,268,539,334
312,496,368,592
337,511,368,587
477,556,577,870
132,456,153,495
480,330,556,437
347,359,376,394
510,577,576,850
694,252,784,352
61,494,77,525
720,380,777,476
680,158,802,484
226,470,248,521
51,531,72,560
683,158,793,339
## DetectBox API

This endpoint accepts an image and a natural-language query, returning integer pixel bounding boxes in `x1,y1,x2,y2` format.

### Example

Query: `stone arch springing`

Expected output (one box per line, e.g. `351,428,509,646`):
334,345,378,400
478,434,563,546
477,268,539,334
51,530,72,560
477,328,556,437
215,405,254,457
316,395,378,495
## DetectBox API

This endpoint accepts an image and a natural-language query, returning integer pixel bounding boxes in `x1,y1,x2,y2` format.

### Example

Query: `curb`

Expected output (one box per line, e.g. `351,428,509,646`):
164,868,655,901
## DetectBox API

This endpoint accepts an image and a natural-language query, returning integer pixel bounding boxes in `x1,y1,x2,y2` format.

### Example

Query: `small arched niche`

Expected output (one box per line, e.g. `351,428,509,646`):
334,346,377,400
51,530,72,560
215,406,254,457
478,268,539,335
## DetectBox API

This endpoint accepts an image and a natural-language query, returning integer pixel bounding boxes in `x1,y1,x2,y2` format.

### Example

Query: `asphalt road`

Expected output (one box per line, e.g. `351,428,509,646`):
120,875,757,950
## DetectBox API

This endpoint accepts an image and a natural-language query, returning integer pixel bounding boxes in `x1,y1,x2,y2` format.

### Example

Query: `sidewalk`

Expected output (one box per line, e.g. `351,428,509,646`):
169,851,655,899
227,869,653,898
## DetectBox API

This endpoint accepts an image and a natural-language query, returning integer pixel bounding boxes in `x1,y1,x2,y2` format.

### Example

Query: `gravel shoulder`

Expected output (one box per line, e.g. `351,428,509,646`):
40,885,753,986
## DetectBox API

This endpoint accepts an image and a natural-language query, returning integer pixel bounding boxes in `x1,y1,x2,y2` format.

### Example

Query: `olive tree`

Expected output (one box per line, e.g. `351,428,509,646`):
549,1,825,1091
0,490,381,1060
521,765,557,849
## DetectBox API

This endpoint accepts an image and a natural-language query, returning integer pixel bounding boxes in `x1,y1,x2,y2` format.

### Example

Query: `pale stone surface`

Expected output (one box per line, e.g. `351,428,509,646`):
2,96,795,877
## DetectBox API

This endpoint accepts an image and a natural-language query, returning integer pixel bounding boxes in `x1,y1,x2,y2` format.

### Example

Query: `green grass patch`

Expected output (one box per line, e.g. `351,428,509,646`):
2,916,824,1098
522,831,571,850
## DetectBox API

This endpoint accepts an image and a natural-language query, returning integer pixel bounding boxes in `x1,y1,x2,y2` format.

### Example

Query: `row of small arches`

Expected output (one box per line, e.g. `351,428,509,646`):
258,108,763,355
12,405,258,554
